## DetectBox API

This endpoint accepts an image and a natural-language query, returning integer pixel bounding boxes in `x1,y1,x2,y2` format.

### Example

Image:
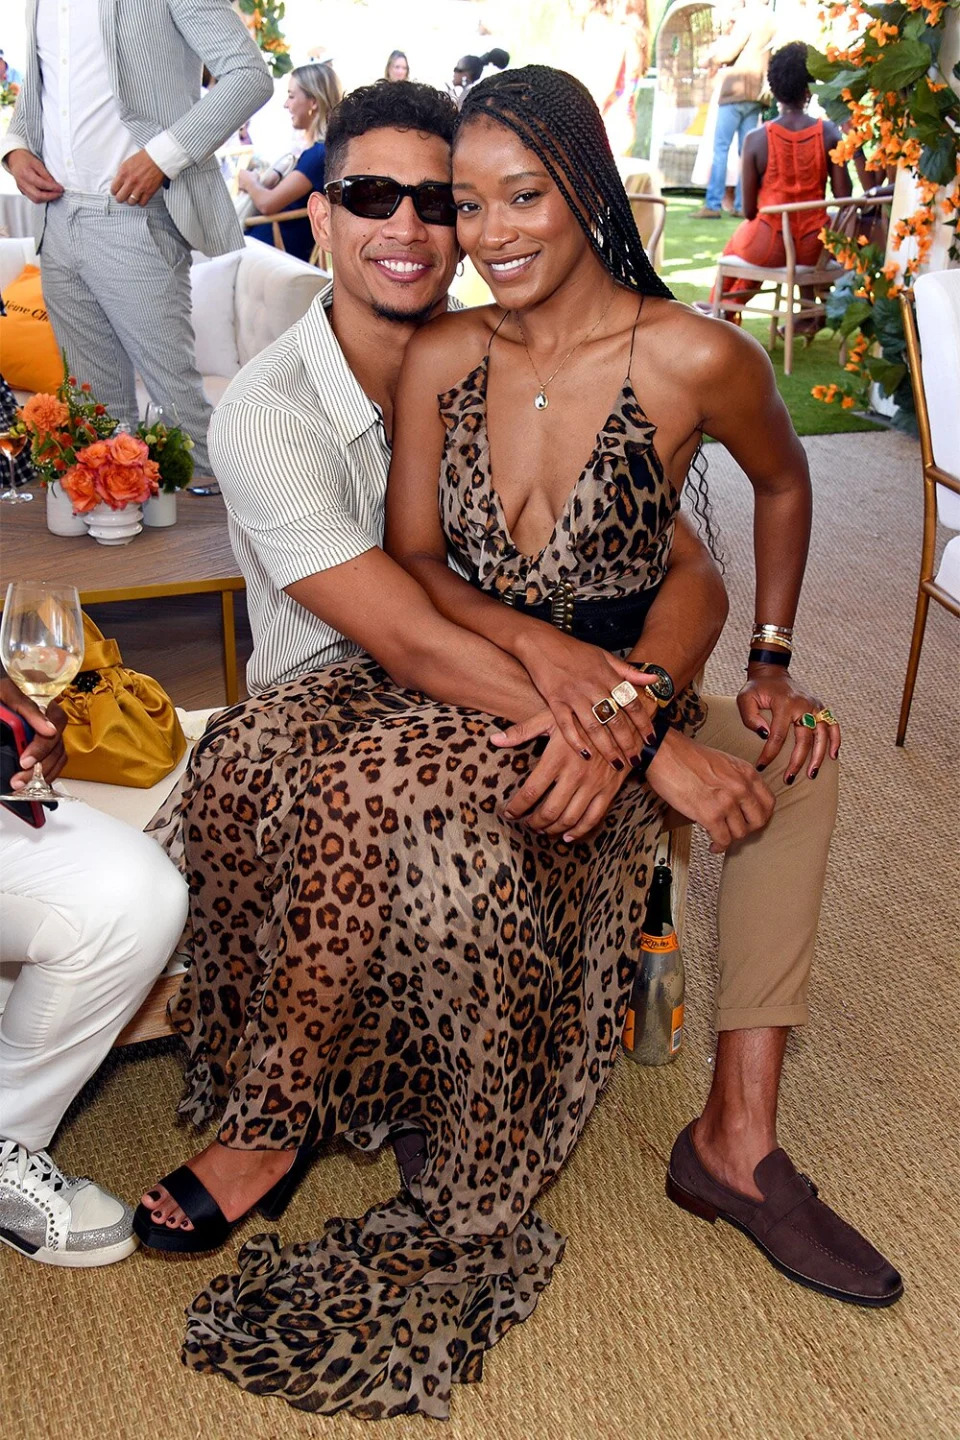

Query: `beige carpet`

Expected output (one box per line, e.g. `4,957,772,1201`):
3,431,957,1440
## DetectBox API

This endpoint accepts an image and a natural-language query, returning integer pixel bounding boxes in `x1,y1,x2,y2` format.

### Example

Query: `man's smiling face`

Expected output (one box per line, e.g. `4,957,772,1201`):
311,126,459,326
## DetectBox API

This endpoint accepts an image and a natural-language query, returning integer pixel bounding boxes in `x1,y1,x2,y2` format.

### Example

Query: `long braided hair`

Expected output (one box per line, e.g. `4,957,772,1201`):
455,65,720,558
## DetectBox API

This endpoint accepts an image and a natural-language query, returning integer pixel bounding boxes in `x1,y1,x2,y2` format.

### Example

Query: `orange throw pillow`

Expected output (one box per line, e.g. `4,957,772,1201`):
0,264,63,393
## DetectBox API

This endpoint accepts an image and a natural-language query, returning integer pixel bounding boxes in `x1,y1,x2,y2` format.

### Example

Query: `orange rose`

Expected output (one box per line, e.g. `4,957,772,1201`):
108,432,149,466
61,462,102,513
99,462,152,508
20,392,69,438
76,439,111,470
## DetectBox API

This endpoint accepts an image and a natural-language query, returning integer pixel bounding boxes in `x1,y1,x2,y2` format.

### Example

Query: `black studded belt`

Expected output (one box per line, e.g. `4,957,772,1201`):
491,580,662,652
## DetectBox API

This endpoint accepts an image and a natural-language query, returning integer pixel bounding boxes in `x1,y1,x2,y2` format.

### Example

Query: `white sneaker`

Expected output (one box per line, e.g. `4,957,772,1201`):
0,1140,138,1268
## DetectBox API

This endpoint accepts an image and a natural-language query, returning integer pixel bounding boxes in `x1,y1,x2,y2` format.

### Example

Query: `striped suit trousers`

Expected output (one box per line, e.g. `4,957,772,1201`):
38,192,212,471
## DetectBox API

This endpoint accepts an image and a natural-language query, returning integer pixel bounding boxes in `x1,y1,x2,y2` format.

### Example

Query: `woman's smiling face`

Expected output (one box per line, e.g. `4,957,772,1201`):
452,116,593,308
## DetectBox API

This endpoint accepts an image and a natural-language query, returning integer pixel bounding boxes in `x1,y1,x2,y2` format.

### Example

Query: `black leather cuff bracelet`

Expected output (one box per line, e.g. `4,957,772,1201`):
748,646,791,668
634,707,672,781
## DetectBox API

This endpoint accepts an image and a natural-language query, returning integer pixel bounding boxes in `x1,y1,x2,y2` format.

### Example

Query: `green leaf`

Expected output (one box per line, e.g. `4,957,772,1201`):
862,3,907,21
817,69,870,107
911,75,956,125
867,39,933,94
805,47,845,82
865,356,906,394
919,132,958,186
838,298,874,337
871,295,906,354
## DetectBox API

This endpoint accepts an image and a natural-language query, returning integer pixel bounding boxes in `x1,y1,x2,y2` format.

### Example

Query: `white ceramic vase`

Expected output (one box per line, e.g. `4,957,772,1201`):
143,490,177,528
45,481,88,537
84,501,143,546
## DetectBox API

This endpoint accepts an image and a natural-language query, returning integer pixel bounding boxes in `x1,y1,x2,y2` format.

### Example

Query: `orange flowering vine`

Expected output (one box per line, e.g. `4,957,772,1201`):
807,1,959,424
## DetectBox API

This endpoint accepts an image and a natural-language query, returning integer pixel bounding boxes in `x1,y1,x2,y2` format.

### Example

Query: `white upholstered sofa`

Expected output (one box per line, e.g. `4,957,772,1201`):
0,234,328,409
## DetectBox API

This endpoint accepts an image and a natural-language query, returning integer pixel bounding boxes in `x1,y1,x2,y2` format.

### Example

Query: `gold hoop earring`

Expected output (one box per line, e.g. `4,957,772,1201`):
456,261,465,278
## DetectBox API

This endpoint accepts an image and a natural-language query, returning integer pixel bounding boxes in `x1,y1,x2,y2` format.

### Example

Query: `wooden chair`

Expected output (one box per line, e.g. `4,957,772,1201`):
896,275,960,746
243,210,330,271
711,194,894,375
629,193,668,267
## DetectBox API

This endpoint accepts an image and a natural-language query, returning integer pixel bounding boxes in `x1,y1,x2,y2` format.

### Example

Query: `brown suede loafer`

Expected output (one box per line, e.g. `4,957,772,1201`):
667,1123,903,1308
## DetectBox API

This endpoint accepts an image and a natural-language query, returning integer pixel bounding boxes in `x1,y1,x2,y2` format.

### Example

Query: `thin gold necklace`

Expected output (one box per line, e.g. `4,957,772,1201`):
515,292,617,411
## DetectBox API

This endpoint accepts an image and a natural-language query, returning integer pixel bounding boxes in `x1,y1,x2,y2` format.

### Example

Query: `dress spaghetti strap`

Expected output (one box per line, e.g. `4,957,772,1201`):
626,295,644,381
487,309,511,352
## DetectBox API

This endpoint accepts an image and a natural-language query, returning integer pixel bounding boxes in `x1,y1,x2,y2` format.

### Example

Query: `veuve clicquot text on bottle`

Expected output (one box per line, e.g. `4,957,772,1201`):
622,860,685,1065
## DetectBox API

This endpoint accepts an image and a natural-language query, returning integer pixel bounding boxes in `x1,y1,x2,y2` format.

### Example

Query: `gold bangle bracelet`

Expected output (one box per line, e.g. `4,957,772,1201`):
750,634,793,651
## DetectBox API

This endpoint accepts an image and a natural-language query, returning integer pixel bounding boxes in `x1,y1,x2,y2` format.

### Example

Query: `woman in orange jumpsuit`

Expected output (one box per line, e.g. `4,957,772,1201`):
712,42,851,333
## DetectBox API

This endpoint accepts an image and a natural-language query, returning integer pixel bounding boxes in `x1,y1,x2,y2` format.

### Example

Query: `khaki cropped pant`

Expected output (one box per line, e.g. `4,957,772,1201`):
675,694,838,1032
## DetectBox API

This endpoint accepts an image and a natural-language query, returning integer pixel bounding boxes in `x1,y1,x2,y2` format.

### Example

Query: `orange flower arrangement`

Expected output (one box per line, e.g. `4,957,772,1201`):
61,433,160,513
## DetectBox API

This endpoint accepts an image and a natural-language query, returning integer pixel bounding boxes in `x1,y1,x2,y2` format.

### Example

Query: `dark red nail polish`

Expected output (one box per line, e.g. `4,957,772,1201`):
756,762,767,772
612,758,625,771
810,768,819,779
580,749,591,760
757,726,769,739
629,754,642,769
785,774,795,785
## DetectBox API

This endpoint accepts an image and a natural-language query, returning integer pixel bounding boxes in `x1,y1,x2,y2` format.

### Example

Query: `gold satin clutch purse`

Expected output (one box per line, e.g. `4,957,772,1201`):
59,614,186,787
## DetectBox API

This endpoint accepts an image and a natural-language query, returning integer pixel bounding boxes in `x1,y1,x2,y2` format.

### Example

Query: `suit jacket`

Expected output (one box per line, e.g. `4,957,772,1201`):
1,0,273,255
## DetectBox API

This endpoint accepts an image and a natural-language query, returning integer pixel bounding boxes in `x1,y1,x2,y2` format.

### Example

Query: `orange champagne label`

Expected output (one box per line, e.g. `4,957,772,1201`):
640,930,678,953
670,1004,685,1052
623,1008,635,1051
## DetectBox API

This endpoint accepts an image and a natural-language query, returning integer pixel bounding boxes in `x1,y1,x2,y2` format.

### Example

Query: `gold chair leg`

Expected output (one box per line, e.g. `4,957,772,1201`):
221,588,239,704
896,587,930,746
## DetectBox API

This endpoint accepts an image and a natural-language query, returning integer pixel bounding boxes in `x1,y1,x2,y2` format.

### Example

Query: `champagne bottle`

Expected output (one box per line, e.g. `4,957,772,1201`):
622,860,685,1066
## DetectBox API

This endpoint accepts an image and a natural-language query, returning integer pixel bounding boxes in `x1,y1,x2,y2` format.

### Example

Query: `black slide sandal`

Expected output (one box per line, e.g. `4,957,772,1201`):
133,1112,323,1254
133,1165,234,1253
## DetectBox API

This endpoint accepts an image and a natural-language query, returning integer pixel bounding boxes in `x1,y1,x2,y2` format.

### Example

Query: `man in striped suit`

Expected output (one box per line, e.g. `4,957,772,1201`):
0,0,273,477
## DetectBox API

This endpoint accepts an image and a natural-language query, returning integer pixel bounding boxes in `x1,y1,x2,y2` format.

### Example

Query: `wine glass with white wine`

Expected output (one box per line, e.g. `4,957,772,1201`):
0,581,84,802
0,429,33,503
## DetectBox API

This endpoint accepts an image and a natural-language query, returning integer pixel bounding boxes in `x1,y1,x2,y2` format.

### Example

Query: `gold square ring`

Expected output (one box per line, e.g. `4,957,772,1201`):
591,697,620,725
610,680,638,708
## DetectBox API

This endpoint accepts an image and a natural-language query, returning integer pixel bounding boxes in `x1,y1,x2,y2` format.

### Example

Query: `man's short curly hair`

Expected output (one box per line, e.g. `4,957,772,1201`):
766,42,813,108
324,80,458,180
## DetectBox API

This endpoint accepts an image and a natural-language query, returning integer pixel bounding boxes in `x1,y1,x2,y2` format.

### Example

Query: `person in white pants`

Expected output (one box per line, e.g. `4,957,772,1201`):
0,678,187,1266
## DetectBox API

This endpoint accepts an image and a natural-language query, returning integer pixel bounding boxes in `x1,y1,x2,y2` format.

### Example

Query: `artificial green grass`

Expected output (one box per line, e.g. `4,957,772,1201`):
662,197,881,437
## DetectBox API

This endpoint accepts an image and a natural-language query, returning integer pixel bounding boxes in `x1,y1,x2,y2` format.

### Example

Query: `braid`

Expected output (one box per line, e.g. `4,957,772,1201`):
455,65,721,556
685,443,724,570
456,65,671,299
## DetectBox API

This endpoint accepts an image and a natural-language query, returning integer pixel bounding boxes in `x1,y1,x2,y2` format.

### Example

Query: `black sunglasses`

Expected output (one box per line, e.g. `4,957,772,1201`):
324,175,457,227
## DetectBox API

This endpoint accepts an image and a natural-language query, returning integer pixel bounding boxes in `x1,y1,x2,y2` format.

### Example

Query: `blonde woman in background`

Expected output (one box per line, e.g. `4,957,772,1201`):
384,50,409,80
241,61,342,262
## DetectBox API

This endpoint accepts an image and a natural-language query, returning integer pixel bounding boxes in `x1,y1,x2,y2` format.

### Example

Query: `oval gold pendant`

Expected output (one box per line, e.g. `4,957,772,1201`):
534,390,549,410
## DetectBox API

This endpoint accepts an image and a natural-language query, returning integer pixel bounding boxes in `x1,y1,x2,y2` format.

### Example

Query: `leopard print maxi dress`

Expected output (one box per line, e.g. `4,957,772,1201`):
154,359,703,1420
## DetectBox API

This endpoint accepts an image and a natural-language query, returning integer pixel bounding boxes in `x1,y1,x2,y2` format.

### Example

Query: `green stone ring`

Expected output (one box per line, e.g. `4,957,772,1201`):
793,712,818,730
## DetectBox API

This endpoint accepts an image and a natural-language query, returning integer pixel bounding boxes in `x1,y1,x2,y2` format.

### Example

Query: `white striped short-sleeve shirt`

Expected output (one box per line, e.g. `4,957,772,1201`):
209,284,389,695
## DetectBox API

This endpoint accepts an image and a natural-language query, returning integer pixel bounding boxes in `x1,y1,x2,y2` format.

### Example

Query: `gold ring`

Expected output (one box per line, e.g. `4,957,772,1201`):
815,708,838,725
792,712,817,730
610,680,638,708
591,697,619,725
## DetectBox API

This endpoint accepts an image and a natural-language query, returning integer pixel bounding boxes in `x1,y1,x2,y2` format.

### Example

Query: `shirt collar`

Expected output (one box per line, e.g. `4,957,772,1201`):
297,282,380,447
297,280,464,447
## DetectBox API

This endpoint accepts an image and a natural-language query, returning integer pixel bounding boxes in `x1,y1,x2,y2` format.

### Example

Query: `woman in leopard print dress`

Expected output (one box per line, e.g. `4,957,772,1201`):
139,73,728,1419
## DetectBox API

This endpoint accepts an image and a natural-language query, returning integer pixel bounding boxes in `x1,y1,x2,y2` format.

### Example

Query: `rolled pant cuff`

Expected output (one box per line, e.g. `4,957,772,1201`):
715,1004,809,1031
